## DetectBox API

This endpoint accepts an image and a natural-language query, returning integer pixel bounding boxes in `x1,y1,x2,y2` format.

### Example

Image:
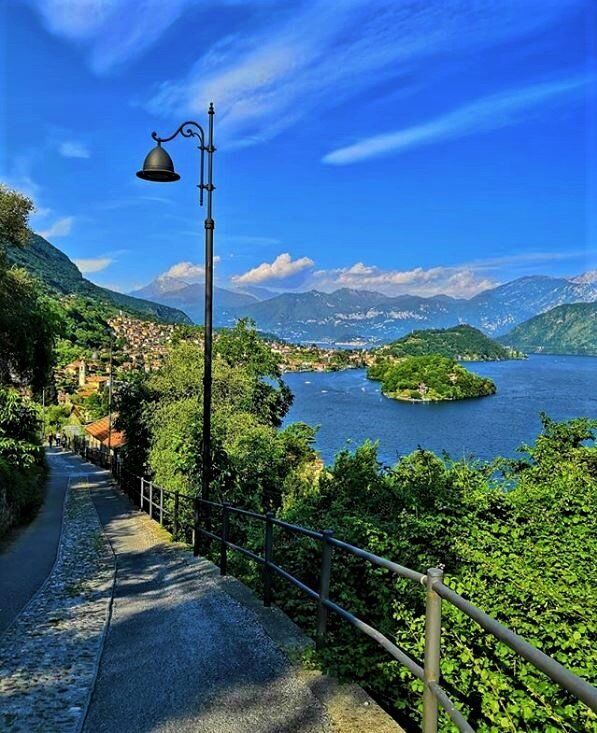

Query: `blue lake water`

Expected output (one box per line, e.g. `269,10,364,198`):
281,355,596,464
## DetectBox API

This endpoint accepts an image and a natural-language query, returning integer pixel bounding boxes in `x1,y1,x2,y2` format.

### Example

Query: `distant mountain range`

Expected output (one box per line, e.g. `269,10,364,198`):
500,302,597,355
131,270,597,344
6,234,191,324
131,277,257,323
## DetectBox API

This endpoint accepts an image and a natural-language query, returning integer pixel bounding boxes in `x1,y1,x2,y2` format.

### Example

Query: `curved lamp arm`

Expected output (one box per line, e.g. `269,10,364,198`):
150,120,210,205
151,120,205,147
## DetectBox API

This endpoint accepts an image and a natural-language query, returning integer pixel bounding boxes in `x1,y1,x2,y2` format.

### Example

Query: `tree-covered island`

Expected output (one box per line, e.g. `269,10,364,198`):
368,354,496,401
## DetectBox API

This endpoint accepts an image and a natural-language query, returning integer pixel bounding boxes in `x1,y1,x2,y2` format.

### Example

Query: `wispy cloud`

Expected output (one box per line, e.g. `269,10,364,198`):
59,140,90,159
145,0,578,146
323,76,588,164
28,0,195,73
38,216,74,238
73,256,113,274
232,253,314,285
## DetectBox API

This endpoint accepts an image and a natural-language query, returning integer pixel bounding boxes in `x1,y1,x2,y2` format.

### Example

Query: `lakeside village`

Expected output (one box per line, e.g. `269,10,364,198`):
49,313,370,452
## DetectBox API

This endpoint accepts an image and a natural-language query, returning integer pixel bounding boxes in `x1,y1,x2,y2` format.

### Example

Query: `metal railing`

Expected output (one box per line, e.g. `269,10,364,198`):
69,437,597,732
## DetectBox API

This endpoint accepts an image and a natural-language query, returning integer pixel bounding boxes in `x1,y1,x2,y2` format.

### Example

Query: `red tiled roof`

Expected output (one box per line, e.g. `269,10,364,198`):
84,415,127,449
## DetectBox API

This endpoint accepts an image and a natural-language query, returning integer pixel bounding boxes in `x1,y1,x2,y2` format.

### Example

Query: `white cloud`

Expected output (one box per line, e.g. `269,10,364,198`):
38,216,74,238
309,262,495,298
59,141,90,159
322,76,588,164
73,257,113,274
145,0,578,146
159,258,221,282
232,253,314,285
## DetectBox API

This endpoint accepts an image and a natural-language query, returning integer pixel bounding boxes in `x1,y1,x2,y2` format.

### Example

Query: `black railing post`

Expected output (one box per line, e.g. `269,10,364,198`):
317,529,334,648
220,503,230,575
423,567,443,733
173,491,180,539
263,512,274,607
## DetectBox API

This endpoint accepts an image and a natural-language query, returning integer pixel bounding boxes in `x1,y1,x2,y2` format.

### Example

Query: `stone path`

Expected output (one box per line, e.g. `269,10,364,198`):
0,449,70,634
0,457,115,732
84,465,332,733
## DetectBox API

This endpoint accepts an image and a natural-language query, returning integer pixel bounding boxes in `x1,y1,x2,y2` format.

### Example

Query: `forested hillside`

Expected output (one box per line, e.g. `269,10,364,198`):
6,233,191,325
500,302,597,355
379,324,522,360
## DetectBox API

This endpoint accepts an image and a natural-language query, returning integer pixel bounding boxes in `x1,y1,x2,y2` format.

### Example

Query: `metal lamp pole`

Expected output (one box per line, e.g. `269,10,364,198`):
137,104,216,556
107,329,113,459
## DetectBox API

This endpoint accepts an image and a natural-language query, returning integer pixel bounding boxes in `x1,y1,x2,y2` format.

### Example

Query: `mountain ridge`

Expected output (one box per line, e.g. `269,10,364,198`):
224,274,596,343
499,302,597,355
6,233,191,324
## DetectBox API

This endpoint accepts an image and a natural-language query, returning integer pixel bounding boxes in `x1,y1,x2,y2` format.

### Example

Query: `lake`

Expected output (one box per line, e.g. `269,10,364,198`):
282,355,597,464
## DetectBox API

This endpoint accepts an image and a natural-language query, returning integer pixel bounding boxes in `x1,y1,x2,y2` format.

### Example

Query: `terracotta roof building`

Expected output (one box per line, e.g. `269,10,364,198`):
84,415,126,452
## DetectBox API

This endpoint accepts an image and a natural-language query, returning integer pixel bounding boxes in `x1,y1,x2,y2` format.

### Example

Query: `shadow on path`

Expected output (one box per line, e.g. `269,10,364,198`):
84,466,329,733
0,449,76,635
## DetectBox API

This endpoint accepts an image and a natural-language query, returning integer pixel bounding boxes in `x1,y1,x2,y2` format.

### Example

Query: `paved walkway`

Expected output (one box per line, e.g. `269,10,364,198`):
0,449,71,635
84,464,331,733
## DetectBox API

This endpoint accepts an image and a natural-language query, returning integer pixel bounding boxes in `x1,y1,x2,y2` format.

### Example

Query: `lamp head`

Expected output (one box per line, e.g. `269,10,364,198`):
136,142,180,182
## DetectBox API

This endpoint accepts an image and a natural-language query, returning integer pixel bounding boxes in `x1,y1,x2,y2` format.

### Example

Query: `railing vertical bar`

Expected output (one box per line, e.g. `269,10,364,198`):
173,491,180,539
159,486,164,525
140,477,144,511
263,512,274,607
220,503,229,576
423,567,443,733
317,529,334,648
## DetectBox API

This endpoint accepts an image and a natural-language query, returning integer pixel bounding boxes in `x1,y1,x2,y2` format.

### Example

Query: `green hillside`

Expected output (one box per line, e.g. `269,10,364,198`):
5,233,191,325
379,324,522,361
368,353,496,401
500,302,597,355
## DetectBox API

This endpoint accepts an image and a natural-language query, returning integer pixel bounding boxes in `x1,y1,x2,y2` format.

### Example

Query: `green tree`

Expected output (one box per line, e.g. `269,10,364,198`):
0,186,61,392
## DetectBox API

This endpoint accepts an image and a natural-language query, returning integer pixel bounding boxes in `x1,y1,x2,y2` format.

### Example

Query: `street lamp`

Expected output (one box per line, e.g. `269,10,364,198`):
137,103,216,556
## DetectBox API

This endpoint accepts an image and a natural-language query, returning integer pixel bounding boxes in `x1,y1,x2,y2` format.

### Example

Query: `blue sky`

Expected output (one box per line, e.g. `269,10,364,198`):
1,0,595,297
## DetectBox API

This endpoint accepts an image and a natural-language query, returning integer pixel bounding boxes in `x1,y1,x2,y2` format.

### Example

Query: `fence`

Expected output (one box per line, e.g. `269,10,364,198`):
69,436,597,733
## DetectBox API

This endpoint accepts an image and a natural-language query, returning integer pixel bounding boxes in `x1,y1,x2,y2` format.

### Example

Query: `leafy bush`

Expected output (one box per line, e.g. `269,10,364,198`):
267,417,596,731
0,388,45,536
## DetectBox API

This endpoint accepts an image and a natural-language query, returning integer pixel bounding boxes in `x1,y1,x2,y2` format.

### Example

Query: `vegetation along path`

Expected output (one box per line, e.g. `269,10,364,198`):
83,455,397,733
0,449,70,634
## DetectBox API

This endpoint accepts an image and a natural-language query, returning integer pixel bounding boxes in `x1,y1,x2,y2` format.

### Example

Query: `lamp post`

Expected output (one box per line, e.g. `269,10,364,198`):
107,328,113,459
136,103,216,556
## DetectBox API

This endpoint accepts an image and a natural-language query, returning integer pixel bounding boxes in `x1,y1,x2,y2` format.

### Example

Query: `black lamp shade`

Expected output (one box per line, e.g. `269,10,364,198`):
136,144,180,182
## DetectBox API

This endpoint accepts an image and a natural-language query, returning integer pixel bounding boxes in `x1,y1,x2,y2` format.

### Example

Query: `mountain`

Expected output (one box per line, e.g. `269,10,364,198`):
499,303,597,355
131,279,258,324
227,275,597,344
5,233,191,324
379,325,521,361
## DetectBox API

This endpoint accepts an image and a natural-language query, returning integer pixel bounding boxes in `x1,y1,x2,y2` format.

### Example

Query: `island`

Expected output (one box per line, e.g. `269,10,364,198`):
368,354,496,402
